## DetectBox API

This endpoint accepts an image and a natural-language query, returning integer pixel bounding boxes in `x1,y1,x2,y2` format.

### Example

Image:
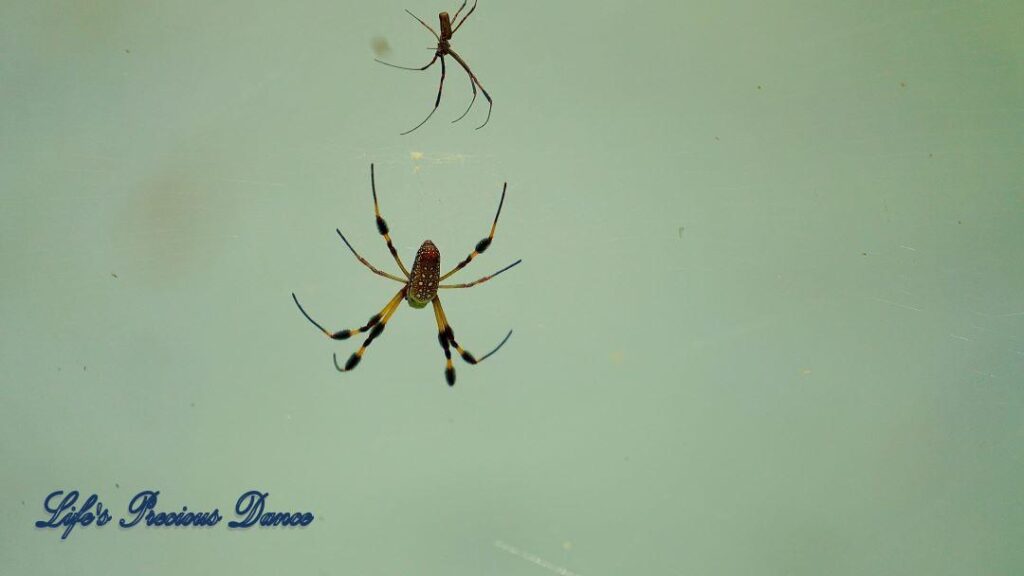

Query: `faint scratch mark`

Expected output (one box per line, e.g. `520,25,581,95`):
218,177,286,187
58,167,116,175
973,370,996,379
900,245,917,252
406,151,471,165
871,297,923,312
972,310,1024,318
949,334,970,341
433,152,469,164
494,540,582,576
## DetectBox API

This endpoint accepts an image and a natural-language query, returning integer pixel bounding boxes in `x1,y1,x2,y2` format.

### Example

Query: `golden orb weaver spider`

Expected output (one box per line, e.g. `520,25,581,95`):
292,164,521,386
375,0,493,135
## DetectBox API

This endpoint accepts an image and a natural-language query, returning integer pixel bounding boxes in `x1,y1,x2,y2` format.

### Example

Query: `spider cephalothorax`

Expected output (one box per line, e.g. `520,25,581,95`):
292,164,520,386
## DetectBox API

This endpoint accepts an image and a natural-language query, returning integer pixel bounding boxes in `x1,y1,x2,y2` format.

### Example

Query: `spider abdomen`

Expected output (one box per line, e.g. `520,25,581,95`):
407,240,440,308
439,12,453,40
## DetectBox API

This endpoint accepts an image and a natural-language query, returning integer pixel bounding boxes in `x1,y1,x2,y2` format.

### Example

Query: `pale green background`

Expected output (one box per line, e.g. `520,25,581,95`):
2,1,1023,574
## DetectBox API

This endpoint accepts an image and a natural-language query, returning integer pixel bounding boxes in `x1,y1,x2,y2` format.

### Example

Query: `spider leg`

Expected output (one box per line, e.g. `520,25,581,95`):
292,288,405,341
447,50,492,129
432,296,511,386
400,55,447,135
439,259,521,289
451,0,468,22
375,52,438,71
369,164,411,277
404,9,440,40
451,67,478,124
335,229,407,283
431,297,457,385
333,287,407,372
452,0,478,33
439,182,506,281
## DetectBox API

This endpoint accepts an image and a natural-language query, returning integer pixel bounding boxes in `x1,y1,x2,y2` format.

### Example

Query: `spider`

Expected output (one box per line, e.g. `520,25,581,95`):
292,164,521,386
375,0,493,135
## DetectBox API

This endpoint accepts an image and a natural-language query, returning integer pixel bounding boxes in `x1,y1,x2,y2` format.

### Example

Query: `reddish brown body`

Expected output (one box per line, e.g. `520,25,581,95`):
407,240,441,308
439,12,453,41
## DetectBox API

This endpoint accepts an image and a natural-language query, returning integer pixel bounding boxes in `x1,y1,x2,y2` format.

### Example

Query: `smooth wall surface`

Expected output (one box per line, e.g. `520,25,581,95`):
2,1,1022,574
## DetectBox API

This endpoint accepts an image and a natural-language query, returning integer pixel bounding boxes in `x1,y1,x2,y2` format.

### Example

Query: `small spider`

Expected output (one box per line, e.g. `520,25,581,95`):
292,164,521,386
375,0,493,135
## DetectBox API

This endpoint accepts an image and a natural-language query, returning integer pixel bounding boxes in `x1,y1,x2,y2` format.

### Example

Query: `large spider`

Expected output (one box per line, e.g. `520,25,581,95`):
375,0,493,135
292,164,521,386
